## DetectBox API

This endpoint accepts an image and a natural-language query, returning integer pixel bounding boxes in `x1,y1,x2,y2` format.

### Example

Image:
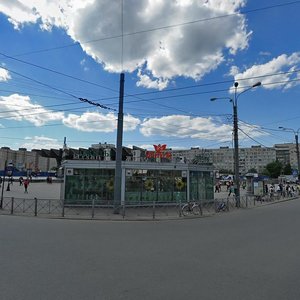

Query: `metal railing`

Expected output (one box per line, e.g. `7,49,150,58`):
0,192,298,220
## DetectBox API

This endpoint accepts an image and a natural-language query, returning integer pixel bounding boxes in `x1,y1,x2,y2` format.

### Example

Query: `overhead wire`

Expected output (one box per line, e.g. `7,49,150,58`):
2,51,300,104
238,127,270,148
0,65,116,111
0,1,299,149
6,1,300,58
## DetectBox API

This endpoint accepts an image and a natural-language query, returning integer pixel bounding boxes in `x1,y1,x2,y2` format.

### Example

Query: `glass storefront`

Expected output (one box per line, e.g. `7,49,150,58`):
63,165,213,205
64,168,115,204
125,169,187,203
189,171,214,202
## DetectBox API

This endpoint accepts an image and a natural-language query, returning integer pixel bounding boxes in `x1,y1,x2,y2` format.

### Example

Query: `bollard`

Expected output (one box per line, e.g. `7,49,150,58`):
152,200,156,220
199,199,203,216
34,197,38,216
91,198,95,218
178,198,182,217
10,197,14,214
122,202,125,219
226,198,230,212
62,200,65,218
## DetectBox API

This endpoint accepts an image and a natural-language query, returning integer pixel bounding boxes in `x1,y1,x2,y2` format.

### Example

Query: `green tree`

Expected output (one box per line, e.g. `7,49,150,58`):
262,161,283,178
283,163,292,175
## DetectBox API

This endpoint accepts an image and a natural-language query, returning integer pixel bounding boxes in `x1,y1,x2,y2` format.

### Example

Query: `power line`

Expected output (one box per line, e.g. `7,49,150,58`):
0,66,116,111
238,120,288,144
0,76,299,123
7,1,300,58
238,127,269,148
3,51,300,103
0,52,119,94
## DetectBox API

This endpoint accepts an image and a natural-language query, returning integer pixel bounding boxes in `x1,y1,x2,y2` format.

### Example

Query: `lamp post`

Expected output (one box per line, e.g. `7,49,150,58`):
0,160,7,209
211,81,261,207
278,126,300,180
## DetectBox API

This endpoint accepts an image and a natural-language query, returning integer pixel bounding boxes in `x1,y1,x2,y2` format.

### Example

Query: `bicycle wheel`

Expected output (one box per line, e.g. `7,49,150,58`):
181,204,192,216
192,204,201,215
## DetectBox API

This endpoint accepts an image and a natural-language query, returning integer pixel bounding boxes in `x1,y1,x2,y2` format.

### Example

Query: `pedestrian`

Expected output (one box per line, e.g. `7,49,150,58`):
215,183,220,193
226,181,230,192
228,184,234,198
242,182,246,189
24,178,29,193
269,185,274,198
218,182,221,192
19,176,23,186
276,184,281,194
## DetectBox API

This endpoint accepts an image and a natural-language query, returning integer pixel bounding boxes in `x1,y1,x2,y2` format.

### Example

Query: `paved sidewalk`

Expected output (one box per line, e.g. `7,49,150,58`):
1,180,62,200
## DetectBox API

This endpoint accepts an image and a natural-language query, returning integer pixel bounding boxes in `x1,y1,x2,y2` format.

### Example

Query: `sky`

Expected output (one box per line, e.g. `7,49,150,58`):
0,0,300,151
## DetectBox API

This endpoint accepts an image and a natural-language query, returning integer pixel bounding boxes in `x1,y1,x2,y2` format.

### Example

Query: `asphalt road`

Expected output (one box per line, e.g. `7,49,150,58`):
1,199,300,300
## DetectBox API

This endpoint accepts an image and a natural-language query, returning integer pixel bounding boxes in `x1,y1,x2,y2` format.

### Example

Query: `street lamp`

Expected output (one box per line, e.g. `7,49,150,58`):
211,81,261,207
278,126,300,180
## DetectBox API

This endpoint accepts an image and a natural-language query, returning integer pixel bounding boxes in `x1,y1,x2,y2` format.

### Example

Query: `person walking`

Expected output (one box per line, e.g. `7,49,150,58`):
23,178,29,193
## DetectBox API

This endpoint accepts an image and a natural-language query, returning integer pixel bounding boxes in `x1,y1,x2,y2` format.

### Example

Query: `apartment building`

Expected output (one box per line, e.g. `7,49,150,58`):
171,145,276,175
1,142,298,175
274,143,299,169
0,147,57,172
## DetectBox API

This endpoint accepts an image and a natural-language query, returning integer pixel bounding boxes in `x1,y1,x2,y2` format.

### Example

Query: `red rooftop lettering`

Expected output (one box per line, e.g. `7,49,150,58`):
146,144,172,159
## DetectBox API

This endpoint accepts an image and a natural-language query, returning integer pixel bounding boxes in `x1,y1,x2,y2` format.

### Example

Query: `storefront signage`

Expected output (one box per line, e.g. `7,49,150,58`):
73,149,101,160
146,144,172,159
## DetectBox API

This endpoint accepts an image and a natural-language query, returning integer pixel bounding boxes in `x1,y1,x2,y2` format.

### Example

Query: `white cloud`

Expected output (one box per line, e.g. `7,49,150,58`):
21,136,62,150
140,115,232,141
136,69,169,90
140,115,267,142
0,68,11,81
0,0,250,89
230,52,300,90
259,51,271,56
62,111,140,132
0,94,64,126
80,58,89,71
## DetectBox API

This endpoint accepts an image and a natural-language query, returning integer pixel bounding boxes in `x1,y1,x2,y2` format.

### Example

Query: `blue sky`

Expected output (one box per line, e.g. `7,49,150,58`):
0,0,300,151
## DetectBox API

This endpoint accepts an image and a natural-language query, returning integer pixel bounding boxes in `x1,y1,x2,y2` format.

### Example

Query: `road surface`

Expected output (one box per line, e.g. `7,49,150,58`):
0,198,299,299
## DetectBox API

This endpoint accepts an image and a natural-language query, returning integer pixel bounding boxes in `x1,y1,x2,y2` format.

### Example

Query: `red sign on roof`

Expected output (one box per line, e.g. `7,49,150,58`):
146,144,172,159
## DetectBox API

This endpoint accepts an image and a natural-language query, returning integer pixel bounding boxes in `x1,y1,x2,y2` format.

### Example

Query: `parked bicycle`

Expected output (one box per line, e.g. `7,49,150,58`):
181,201,201,216
216,200,227,212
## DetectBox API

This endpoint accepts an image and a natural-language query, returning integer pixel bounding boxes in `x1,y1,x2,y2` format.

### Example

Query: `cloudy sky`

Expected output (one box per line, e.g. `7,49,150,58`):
0,0,300,151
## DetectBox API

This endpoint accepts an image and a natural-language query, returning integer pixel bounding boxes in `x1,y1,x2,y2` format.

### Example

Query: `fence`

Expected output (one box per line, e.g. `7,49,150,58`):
0,192,297,220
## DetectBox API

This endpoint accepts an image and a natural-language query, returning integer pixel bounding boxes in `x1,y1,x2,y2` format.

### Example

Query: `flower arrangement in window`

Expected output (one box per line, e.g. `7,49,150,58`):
175,177,185,190
144,178,154,191
106,178,114,192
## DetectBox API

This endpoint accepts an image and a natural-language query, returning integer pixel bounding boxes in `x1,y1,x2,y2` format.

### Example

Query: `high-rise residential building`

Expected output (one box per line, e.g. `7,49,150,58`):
274,143,299,169
171,145,276,175
0,147,57,172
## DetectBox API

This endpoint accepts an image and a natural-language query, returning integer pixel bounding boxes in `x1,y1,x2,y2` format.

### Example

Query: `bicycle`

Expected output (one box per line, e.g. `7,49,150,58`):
216,200,227,212
181,201,201,216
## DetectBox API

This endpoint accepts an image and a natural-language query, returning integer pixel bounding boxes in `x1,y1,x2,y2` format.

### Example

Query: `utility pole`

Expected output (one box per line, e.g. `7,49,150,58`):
211,81,261,208
233,83,240,207
296,133,300,181
0,160,7,209
114,72,125,214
